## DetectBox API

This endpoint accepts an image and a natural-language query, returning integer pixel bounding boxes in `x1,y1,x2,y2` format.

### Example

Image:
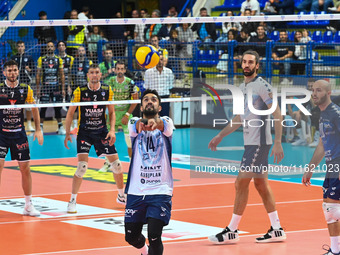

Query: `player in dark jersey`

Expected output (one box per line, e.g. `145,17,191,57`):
57,41,77,131
0,60,43,216
11,40,35,132
64,64,125,213
303,80,340,255
36,41,66,134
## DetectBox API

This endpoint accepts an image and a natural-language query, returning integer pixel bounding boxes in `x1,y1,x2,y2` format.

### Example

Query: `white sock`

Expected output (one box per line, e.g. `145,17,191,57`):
27,120,32,126
268,211,281,229
118,189,124,196
228,214,242,231
25,195,32,205
139,244,148,255
70,194,77,202
331,236,340,253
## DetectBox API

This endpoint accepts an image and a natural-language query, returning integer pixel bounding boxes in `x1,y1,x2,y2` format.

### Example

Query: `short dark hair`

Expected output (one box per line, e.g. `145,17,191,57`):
115,60,126,69
16,40,25,46
141,89,161,104
200,7,207,12
82,6,90,13
39,11,47,17
89,64,100,70
46,40,55,46
57,40,67,47
4,60,18,69
279,30,287,34
241,50,260,65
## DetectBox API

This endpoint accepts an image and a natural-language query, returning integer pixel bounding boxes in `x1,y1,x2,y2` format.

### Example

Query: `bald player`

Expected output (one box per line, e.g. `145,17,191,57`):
303,80,340,255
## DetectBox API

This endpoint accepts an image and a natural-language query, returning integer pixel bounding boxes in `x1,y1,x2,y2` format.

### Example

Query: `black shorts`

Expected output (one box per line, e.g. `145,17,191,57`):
0,131,30,161
40,89,63,103
125,194,172,225
323,158,340,200
77,129,117,157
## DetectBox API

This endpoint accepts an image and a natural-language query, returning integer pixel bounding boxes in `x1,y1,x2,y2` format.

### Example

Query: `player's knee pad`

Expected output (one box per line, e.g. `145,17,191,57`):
124,134,132,148
323,202,340,224
75,161,88,178
110,159,122,174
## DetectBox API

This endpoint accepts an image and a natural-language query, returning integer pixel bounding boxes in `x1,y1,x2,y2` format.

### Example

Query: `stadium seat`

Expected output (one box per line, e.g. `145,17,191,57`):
288,31,295,41
334,31,340,43
213,0,242,10
270,31,280,41
323,31,333,43
312,31,322,42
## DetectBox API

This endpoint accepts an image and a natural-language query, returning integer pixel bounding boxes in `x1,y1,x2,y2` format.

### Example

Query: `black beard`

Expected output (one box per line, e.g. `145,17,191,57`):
243,68,256,77
143,108,157,117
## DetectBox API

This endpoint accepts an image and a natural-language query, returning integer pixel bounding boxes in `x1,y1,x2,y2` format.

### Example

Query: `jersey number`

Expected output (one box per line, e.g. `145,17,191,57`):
146,136,155,152
93,95,97,101
10,92,14,98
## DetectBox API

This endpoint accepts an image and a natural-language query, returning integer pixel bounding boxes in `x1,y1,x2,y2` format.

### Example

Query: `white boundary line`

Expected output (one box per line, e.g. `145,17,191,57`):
0,198,322,226
23,227,328,255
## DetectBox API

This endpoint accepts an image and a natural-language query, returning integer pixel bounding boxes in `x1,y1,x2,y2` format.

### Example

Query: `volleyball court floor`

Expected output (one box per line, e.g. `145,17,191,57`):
0,123,330,255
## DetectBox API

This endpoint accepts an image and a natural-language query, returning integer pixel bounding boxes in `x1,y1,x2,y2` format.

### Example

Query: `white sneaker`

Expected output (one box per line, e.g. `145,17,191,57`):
58,126,66,135
309,131,320,148
280,78,290,85
256,226,286,243
292,138,307,146
98,161,110,172
23,204,40,216
67,200,77,213
26,124,35,132
208,227,239,244
117,194,127,205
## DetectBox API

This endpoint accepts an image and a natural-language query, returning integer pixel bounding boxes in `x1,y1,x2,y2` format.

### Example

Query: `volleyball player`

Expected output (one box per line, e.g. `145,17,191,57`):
208,50,286,243
302,80,340,255
0,60,43,216
124,89,174,255
98,61,138,172
64,64,125,213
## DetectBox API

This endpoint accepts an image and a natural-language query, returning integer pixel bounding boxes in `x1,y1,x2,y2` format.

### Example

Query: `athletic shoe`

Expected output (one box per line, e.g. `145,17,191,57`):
117,194,127,205
26,124,35,132
208,227,239,244
58,126,66,135
67,200,77,213
309,131,320,148
23,204,40,216
322,245,340,255
98,161,110,172
291,138,307,146
256,226,286,243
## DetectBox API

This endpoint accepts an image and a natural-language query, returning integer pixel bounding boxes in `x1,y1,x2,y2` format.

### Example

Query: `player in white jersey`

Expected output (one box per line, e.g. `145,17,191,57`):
124,89,174,255
208,50,286,244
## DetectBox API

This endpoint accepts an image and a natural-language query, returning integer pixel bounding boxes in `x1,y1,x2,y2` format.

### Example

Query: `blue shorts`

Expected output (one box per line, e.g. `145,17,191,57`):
323,158,340,200
0,131,30,161
77,129,117,157
240,145,271,174
125,194,172,225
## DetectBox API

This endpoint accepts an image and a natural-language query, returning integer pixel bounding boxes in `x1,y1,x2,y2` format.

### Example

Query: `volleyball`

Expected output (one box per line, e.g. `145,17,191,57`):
135,45,160,69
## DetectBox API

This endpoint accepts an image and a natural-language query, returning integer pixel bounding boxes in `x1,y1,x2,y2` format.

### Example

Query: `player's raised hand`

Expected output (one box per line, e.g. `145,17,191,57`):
64,134,72,149
208,135,223,151
106,130,116,146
